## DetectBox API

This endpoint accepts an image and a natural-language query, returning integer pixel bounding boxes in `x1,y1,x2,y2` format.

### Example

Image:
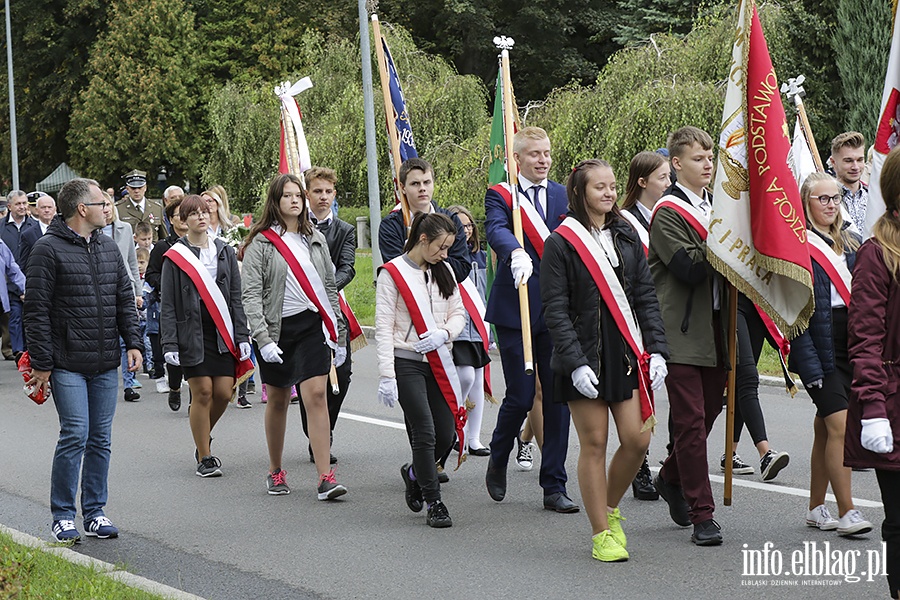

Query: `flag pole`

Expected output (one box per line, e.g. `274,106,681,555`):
498,42,534,375
781,76,824,172
723,283,738,506
371,15,411,228
278,88,340,395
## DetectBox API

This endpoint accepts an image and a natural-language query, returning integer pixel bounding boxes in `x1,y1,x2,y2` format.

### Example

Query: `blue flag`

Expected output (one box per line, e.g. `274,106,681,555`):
383,38,418,161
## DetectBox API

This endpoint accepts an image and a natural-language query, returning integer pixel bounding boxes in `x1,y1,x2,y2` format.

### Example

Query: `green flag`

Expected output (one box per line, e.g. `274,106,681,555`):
488,71,506,185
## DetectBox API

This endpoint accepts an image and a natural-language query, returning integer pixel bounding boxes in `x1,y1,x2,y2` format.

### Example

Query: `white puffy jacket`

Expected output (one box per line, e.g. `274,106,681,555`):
375,256,466,379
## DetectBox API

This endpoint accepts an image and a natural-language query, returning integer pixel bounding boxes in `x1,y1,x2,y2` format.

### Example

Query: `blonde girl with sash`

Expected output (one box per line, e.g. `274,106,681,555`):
241,174,348,500
160,195,252,478
789,172,872,536
541,160,668,562
375,212,466,528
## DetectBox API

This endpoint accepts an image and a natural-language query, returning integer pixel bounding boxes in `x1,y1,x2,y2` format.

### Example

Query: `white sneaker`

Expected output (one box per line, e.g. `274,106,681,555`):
837,509,873,536
516,437,535,471
806,504,839,530
155,377,168,394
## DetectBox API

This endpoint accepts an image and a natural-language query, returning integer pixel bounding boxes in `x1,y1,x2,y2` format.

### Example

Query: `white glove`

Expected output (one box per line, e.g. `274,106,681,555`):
571,365,599,399
413,329,450,354
334,346,347,368
259,342,284,364
164,352,180,366
806,379,823,389
239,342,252,361
649,353,667,391
861,418,894,454
510,249,533,288
378,377,398,408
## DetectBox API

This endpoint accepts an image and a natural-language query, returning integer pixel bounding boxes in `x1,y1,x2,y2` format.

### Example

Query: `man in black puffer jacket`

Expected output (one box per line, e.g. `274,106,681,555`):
24,178,142,544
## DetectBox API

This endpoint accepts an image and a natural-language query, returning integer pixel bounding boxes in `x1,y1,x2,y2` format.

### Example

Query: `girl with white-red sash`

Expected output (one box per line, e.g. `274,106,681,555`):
160,195,252,478
789,172,872,536
241,174,348,500
540,159,668,562
375,212,466,528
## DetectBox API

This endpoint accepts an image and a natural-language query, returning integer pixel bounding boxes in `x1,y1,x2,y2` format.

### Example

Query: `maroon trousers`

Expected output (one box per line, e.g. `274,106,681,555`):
659,362,727,524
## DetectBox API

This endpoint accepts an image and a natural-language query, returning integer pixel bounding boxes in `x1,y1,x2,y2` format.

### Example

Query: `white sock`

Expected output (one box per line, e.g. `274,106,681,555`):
464,367,486,449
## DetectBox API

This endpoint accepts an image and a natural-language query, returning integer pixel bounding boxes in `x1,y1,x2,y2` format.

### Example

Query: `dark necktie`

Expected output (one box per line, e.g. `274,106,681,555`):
531,185,546,221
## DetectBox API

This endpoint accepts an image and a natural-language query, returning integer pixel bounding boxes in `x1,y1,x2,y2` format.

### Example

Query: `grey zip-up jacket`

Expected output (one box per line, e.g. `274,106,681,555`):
240,227,346,349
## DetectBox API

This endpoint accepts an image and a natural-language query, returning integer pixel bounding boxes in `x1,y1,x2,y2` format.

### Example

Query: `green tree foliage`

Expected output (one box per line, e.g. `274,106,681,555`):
380,0,612,103
68,0,202,187
833,0,893,143
0,0,107,189
202,26,488,214
614,0,724,45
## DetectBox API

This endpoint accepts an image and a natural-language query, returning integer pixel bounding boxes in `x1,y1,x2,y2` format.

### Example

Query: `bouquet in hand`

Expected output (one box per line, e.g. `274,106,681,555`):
17,351,50,405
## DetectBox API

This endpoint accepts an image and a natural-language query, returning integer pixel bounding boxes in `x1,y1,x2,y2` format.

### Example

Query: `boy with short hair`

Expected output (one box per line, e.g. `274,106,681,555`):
134,221,153,251
649,126,728,546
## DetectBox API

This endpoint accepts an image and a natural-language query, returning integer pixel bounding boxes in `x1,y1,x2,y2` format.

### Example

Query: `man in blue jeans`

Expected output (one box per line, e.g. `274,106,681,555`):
24,178,142,543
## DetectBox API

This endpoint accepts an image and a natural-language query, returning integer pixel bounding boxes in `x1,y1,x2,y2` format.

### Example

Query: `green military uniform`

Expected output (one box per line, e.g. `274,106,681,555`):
116,169,167,242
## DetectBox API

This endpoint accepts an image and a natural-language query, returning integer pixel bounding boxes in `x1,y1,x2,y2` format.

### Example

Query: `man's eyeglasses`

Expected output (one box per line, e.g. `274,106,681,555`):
814,195,841,206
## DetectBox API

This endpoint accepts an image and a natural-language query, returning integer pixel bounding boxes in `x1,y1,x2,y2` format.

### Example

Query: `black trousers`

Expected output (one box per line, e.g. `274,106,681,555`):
396,357,455,504
876,469,900,599
733,295,769,445
298,344,352,442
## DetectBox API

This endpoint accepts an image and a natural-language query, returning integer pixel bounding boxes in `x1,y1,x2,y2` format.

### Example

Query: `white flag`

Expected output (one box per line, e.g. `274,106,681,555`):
789,117,817,187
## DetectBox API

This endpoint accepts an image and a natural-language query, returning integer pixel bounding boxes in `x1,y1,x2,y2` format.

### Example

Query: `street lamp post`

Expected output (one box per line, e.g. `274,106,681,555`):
5,0,19,191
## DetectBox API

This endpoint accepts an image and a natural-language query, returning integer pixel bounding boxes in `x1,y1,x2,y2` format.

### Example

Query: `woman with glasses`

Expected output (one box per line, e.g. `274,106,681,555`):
446,205,492,457
201,188,234,237
789,172,872,536
160,195,252,477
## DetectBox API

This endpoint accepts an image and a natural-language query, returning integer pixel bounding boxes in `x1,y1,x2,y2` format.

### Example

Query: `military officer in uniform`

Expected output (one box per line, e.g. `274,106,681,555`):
115,170,166,242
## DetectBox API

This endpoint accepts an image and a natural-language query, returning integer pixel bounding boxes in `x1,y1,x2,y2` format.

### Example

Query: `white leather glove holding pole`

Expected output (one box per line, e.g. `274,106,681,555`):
571,365,599,399
164,352,180,366
378,377,398,408
259,342,284,364
861,418,894,454
413,329,450,354
510,249,533,288
649,353,667,391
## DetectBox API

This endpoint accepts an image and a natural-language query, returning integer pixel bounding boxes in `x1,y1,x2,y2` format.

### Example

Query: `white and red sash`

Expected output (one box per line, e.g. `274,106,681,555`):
806,233,852,306
382,258,467,466
261,228,339,349
651,197,709,240
492,183,551,259
338,290,367,352
457,278,493,401
164,243,254,385
554,218,656,432
620,209,650,255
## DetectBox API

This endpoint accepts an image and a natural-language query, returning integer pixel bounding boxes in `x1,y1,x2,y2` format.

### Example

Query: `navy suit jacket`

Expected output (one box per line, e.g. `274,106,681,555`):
484,180,568,331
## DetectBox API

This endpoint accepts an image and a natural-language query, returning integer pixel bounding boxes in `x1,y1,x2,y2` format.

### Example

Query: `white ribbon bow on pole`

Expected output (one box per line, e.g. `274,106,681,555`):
275,77,314,174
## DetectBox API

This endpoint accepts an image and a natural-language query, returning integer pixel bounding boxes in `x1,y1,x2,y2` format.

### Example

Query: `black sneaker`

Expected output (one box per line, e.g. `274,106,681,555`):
308,446,337,464
168,390,181,411
124,387,140,402
631,456,659,501
247,381,256,395
720,453,754,475
691,519,723,546
436,464,449,484
654,473,691,527
196,455,222,477
400,463,424,513
236,395,252,409
266,469,291,495
759,450,790,482
426,501,453,528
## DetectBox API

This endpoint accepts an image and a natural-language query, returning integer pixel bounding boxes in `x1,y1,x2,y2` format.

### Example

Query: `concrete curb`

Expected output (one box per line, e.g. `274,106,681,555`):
0,523,206,600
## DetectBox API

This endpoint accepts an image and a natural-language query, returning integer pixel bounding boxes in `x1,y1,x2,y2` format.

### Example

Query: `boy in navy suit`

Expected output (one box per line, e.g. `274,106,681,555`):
483,126,578,513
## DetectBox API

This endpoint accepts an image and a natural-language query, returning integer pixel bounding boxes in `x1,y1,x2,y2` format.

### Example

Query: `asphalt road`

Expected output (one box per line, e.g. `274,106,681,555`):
0,346,889,599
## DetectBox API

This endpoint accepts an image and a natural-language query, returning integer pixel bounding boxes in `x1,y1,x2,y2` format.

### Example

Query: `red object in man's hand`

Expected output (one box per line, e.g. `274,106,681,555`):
17,351,50,405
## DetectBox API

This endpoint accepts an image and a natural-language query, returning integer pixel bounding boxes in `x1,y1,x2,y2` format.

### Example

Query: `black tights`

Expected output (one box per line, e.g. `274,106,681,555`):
733,295,769,446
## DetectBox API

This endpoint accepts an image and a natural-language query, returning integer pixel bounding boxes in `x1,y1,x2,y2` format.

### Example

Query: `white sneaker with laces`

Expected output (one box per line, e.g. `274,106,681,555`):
806,504,839,531
837,509,873,536
516,438,535,471
155,377,168,394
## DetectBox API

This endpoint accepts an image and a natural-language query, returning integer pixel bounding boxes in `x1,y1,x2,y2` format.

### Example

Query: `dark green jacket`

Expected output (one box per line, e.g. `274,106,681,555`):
648,185,728,367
